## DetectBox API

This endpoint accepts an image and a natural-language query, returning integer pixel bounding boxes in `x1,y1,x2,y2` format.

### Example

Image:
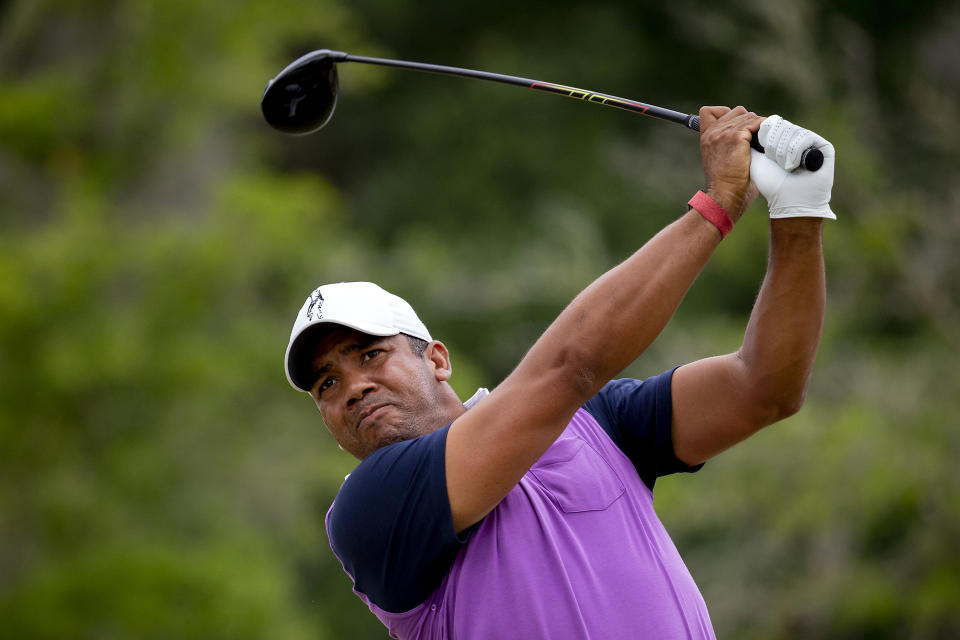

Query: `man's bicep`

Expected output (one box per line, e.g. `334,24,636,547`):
670,353,774,465
445,373,584,534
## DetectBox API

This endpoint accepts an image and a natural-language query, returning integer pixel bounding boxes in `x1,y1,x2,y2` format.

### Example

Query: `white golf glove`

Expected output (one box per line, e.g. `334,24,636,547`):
750,115,836,220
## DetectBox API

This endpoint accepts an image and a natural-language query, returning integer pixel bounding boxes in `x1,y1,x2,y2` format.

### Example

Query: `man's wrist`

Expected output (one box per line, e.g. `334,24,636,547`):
688,190,734,240
770,217,825,237
704,187,745,221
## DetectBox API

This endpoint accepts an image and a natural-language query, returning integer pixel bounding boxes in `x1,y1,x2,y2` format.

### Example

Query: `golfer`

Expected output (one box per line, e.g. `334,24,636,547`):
284,107,836,639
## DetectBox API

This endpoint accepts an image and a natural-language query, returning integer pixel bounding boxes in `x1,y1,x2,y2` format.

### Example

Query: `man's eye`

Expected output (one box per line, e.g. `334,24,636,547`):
316,377,335,394
362,349,382,362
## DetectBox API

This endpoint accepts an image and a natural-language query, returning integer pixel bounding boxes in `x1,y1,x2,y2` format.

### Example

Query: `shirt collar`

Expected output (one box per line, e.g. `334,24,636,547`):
463,387,489,409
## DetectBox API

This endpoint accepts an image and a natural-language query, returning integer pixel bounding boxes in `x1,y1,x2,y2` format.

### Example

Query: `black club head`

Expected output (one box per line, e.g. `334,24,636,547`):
261,49,345,135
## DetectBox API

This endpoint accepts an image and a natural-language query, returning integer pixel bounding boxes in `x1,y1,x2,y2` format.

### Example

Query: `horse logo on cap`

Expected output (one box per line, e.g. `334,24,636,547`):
305,289,324,321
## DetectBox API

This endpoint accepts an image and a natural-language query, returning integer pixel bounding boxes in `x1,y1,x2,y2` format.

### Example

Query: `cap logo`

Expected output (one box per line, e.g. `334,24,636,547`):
305,289,324,321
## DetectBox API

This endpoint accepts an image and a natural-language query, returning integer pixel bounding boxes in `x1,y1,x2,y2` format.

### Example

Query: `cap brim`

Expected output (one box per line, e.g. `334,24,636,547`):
284,319,400,392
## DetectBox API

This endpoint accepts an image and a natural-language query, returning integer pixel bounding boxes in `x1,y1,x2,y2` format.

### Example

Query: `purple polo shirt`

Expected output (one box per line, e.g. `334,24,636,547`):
326,370,715,639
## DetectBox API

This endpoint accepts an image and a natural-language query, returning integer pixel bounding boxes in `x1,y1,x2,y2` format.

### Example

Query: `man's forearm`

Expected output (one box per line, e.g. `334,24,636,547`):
505,108,762,405
512,207,723,399
738,217,825,418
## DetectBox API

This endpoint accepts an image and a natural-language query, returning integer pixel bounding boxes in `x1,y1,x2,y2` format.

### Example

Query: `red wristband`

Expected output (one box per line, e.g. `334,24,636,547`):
688,190,734,239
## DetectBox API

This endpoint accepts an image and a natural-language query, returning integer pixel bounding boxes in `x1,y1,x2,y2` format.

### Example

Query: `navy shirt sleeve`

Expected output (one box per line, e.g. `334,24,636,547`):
583,367,704,491
326,423,472,613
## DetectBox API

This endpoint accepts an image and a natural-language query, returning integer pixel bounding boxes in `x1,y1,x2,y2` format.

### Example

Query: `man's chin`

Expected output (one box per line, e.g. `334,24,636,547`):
356,422,417,457
356,415,442,458
375,433,411,449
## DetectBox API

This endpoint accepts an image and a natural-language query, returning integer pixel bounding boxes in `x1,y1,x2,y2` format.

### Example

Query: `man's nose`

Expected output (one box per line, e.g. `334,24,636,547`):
344,372,376,407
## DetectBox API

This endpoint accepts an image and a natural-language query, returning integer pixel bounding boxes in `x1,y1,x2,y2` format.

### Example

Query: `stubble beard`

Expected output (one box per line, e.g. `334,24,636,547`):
359,391,450,458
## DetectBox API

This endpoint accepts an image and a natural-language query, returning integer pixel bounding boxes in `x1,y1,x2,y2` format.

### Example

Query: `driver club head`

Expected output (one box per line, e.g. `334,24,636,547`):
261,49,346,135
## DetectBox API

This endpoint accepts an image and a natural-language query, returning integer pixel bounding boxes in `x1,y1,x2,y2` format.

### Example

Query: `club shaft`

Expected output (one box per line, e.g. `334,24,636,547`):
327,50,822,171
342,53,698,130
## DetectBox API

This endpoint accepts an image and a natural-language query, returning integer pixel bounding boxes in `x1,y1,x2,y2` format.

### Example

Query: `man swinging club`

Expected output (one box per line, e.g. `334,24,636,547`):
283,107,836,639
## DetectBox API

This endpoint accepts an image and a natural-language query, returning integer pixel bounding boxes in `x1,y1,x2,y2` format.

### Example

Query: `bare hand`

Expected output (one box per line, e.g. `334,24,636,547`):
698,106,762,221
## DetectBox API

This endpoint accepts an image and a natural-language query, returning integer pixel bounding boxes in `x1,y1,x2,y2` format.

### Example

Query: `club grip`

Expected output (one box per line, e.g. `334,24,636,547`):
686,115,823,172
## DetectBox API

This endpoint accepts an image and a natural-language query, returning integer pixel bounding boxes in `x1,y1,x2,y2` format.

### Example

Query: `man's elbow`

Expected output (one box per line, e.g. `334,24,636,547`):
756,388,808,427
549,344,604,401
782,388,808,418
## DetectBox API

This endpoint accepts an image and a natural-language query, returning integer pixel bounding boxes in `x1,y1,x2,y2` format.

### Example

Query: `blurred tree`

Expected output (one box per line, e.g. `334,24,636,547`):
1,0,958,638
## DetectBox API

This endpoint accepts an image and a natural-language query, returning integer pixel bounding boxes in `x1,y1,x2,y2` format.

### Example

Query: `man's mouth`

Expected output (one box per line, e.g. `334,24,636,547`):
356,403,390,430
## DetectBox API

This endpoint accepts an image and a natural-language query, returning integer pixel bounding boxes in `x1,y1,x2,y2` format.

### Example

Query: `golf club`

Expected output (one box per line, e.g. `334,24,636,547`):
261,49,824,172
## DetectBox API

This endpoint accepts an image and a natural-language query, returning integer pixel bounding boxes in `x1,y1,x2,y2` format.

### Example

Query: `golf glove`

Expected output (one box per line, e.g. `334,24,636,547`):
750,115,836,220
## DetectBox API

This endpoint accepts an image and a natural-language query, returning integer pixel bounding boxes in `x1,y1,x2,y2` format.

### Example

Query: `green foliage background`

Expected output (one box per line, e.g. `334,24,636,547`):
1,0,958,637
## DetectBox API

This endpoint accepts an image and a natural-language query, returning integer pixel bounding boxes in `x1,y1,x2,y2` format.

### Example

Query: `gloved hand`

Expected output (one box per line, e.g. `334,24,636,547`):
750,115,836,220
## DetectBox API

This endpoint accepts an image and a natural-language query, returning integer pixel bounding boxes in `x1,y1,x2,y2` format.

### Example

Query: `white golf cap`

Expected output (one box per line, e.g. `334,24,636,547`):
284,282,432,392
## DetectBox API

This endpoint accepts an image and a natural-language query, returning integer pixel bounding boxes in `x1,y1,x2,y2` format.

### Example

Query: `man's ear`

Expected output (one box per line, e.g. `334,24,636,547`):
425,340,453,382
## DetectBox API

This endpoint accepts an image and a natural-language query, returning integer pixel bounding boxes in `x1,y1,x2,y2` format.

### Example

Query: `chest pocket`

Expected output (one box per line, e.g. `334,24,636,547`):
530,436,625,513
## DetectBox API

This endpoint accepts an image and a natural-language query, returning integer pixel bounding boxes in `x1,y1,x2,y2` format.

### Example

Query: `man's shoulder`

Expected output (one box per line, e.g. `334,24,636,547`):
335,424,451,505
327,423,465,614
